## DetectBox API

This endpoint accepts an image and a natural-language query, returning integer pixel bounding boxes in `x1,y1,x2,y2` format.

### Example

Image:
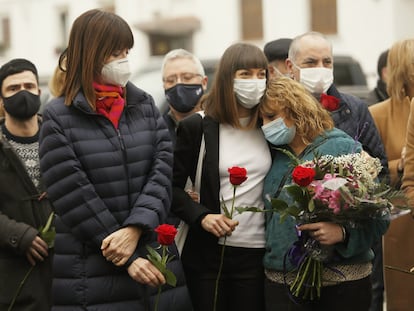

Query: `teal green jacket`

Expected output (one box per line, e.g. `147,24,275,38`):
263,128,390,271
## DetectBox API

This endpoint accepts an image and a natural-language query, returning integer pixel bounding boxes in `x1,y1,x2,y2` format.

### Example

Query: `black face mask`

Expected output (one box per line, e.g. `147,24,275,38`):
165,84,204,113
2,90,41,120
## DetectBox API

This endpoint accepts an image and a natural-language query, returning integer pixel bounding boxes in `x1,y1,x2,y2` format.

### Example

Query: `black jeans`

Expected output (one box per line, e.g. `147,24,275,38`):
185,246,265,311
265,275,372,311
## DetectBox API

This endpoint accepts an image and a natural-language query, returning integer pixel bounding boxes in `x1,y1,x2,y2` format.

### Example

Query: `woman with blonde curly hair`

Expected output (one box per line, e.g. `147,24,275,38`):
260,77,389,311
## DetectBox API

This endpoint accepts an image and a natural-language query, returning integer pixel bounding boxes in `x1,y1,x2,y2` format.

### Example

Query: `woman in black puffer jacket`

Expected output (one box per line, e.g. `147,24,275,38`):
39,9,192,311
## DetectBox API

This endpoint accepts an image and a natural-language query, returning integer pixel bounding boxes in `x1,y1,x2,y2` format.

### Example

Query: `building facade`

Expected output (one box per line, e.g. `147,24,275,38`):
0,0,413,87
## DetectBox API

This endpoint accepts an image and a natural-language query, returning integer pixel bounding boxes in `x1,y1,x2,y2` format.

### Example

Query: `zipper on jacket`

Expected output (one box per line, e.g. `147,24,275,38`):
117,128,131,208
117,129,126,151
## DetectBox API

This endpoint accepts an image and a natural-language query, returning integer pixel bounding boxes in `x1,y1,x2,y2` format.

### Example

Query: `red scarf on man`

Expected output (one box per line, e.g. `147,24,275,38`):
93,81,125,129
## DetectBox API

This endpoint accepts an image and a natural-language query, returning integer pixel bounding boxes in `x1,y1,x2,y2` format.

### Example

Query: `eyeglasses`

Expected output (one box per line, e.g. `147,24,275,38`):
163,72,203,86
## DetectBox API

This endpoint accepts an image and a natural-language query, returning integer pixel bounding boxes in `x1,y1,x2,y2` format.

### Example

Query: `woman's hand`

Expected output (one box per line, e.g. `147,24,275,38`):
201,214,239,238
101,226,142,266
298,222,344,245
127,258,166,287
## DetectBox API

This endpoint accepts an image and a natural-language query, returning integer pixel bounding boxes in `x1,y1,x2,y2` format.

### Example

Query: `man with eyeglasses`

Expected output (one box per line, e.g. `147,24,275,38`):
161,49,208,147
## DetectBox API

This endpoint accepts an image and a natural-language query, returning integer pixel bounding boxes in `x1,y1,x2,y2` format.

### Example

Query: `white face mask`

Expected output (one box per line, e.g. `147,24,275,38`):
101,57,131,87
233,79,267,109
294,64,333,94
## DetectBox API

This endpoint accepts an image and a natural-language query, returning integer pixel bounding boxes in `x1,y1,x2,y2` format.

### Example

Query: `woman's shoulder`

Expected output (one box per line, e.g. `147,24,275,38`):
41,96,69,116
315,128,361,154
178,111,205,129
125,82,154,106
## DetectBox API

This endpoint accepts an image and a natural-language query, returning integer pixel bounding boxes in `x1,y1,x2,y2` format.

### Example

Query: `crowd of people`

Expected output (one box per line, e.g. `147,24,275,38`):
0,7,413,311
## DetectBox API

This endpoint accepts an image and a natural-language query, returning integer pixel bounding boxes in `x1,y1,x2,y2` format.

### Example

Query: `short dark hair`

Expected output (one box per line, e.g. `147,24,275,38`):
263,38,292,63
0,58,38,96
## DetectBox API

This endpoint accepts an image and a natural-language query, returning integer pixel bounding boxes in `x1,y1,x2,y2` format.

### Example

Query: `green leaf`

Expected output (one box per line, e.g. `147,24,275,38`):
38,212,55,249
221,195,232,218
147,257,167,276
41,212,54,234
287,205,301,218
164,269,177,287
308,198,315,213
146,245,162,263
41,230,56,248
270,198,289,212
286,185,308,207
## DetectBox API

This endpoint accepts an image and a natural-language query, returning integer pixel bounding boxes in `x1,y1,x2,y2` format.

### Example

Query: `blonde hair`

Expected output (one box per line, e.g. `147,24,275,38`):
49,62,66,98
260,77,334,144
387,38,414,101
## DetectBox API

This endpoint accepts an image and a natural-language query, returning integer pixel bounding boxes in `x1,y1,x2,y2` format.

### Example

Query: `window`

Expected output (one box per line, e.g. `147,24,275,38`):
241,0,263,40
136,16,200,56
149,34,192,56
310,0,337,34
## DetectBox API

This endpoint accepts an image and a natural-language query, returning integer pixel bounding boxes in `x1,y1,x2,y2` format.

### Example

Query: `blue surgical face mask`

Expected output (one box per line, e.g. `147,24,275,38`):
261,117,296,145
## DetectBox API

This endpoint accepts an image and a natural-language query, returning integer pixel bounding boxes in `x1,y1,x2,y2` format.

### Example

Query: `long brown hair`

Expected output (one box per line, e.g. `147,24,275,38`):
202,42,268,129
260,77,334,145
59,9,134,108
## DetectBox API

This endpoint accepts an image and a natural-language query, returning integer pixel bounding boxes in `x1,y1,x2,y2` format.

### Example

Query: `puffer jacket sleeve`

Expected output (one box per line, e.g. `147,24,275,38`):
122,100,173,229
39,102,120,247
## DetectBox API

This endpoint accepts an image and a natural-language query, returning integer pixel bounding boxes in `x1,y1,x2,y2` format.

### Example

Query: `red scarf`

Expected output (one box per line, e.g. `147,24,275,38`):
93,82,125,129
320,93,340,111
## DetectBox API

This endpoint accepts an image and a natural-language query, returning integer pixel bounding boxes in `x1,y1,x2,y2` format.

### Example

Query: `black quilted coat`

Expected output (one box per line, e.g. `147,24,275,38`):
39,83,192,311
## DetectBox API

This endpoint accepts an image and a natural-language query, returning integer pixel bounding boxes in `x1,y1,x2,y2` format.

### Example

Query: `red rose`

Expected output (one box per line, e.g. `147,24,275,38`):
154,224,177,246
320,93,340,111
292,166,316,187
228,166,248,186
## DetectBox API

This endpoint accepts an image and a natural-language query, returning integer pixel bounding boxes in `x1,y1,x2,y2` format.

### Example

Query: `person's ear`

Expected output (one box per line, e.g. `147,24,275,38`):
381,67,388,84
201,76,208,91
286,59,295,79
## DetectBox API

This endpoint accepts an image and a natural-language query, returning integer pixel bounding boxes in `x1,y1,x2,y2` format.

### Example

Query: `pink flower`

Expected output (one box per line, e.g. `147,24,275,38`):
328,190,342,214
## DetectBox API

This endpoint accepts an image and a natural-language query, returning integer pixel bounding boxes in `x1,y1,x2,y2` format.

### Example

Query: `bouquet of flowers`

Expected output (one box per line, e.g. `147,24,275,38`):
238,150,397,301
274,151,391,225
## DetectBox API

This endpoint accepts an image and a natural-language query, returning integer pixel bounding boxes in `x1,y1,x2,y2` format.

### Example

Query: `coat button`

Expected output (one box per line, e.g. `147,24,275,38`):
9,236,17,245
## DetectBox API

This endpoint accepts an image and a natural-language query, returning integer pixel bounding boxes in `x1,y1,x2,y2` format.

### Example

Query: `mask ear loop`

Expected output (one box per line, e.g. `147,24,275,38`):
288,61,300,80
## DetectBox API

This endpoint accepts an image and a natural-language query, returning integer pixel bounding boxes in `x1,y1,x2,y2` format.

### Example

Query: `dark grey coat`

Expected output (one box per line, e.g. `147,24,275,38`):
0,118,53,311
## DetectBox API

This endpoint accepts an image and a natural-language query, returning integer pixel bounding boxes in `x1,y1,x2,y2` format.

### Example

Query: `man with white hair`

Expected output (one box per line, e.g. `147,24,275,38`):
161,49,208,146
